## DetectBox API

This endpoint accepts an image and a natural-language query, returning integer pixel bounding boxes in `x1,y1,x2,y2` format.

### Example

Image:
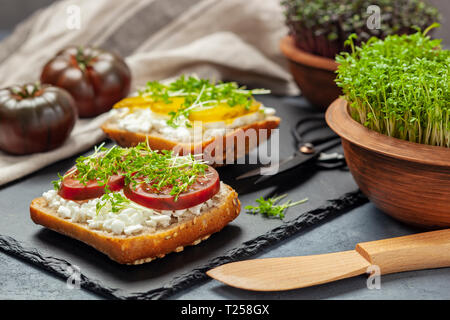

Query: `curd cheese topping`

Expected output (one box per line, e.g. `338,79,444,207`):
110,106,276,143
43,182,228,236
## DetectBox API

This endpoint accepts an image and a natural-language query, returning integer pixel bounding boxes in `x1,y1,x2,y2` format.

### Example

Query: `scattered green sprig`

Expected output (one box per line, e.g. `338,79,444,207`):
138,75,270,128
52,172,65,191
95,186,131,215
245,194,308,219
336,25,450,147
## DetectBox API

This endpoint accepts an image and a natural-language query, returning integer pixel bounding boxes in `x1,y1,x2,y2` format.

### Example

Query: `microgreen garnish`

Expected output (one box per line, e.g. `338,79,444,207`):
52,173,64,191
53,142,209,213
245,194,308,219
138,75,270,128
336,25,450,148
95,188,130,215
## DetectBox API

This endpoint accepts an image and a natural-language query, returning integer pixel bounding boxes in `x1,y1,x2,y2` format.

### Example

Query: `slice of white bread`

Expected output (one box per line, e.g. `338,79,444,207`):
101,116,281,165
30,184,240,265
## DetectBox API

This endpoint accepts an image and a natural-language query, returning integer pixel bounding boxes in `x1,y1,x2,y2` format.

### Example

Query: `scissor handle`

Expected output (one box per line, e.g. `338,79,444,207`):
304,134,340,147
295,138,341,157
292,117,339,147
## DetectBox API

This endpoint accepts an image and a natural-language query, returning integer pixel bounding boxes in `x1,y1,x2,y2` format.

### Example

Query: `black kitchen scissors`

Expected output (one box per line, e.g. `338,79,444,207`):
236,115,346,184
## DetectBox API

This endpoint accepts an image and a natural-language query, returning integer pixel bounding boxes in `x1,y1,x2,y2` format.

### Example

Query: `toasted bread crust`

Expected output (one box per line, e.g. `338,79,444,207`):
101,116,281,165
30,185,240,265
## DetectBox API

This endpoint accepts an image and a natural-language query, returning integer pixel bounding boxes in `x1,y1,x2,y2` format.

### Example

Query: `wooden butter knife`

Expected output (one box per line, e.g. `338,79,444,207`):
207,229,450,291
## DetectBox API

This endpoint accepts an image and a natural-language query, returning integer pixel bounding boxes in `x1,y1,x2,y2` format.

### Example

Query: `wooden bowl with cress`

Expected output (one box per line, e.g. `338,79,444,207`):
280,0,440,110
326,24,450,228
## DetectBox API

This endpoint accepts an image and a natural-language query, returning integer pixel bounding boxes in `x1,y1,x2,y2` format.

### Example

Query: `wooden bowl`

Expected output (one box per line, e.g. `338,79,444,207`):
326,98,450,228
280,35,341,110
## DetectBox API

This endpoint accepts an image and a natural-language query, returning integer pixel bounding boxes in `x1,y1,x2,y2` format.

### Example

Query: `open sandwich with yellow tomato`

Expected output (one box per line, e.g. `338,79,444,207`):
101,75,281,165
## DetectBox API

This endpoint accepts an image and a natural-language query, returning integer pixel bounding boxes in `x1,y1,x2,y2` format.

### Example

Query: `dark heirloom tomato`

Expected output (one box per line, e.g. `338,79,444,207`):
41,46,131,118
0,83,77,155
124,166,221,210
58,169,125,200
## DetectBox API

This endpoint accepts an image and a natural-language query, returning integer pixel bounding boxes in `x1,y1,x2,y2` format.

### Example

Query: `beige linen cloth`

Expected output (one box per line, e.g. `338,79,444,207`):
0,0,297,186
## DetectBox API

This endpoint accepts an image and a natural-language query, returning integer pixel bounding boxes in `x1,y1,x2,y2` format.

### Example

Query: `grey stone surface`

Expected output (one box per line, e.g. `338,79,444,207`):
2,201,450,300
0,0,57,30
0,251,99,300
0,31,8,42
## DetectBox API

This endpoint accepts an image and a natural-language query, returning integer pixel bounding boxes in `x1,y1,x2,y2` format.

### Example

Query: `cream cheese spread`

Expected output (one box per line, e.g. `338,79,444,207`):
42,182,228,236
109,106,276,143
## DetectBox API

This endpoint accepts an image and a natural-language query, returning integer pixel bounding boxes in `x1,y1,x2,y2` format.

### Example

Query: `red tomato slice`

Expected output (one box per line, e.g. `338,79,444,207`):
58,169,125,200
108,174,126,191
123,166,220,210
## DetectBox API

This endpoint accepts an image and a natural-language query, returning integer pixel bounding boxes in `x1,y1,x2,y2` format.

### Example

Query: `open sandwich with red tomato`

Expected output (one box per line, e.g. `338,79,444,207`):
30,143,240,265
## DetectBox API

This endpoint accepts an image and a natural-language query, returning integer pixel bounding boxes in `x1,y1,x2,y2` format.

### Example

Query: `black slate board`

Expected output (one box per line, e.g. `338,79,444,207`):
0,96,367,299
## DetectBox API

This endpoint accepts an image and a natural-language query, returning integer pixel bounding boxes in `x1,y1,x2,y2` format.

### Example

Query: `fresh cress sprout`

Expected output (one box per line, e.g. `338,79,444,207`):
137,75,270,128
53,142,210,214
336,24,450,148
95,187,130,215
245,194,308,219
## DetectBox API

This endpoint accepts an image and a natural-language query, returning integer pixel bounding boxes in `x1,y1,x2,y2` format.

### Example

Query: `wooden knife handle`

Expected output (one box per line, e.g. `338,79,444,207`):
355,229,450,275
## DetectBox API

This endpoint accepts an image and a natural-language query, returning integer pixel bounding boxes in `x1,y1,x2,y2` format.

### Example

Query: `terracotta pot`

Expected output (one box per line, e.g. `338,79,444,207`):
280,35,341,111
326,98,450,228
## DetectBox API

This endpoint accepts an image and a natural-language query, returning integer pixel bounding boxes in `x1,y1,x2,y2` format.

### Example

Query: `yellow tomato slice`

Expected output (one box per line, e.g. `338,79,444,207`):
188,100,261,123
149,97,185,114
113,95,262,122
112,96,152,109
